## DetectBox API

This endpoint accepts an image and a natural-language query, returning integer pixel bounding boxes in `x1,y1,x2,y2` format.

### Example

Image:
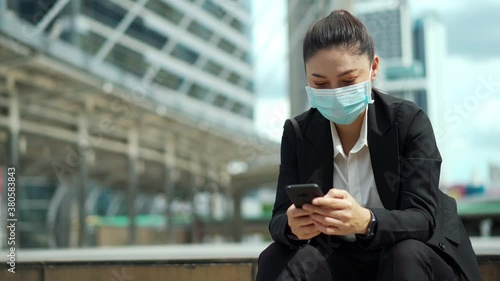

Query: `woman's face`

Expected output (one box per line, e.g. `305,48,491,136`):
305,47,379,90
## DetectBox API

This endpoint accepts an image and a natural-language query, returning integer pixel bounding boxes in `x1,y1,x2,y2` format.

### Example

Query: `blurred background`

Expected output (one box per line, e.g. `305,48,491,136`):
0,0,499,251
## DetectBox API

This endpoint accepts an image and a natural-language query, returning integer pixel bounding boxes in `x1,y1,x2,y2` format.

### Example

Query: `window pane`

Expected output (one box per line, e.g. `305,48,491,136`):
154,69,184,90
203,60,224,76
82,0,127,28
126,18,168,49
213,94,228,107
228,72,241,85
202,0,226,19
230,18,245,33
188,84,209,100
172,44,199,64
146,0,183,24
188,21,213,41
231,102,244,114
218,38,236,54
105,44,148,77
80,31,106,55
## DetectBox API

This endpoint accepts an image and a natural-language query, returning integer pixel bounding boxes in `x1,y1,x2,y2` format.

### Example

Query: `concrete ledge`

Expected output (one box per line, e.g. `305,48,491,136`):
9,243,269,262
6,238,499,263
0,259,258,281
1,256,499,281
1,240,499,281
470,237,500,255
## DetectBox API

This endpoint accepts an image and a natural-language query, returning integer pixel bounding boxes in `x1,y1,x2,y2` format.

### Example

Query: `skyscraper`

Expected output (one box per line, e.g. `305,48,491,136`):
355,0,446,125
356,0,413,66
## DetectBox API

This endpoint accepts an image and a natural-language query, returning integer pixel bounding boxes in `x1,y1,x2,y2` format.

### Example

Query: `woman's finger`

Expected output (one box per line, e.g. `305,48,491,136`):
298,223,318,235
313,221,339,235
287,204,312,217
309,213,343,227
291,216,316,227
303,202,349,216
301,228,321,239
310,198,351,209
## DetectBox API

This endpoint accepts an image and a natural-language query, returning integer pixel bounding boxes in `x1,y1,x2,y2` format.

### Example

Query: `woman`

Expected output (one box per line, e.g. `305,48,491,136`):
256,10,481,281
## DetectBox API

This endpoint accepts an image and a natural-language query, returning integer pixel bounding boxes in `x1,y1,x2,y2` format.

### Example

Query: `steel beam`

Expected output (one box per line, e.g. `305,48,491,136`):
77,112,89,247
141,7,192,87
126,127,139,245
68,0,81,45
162,0,250,51
80,16,253,105
0,66,248,146
0,115,238,175
109,0,251,79
164,133,176,243
12,53,254,142
34,0,71,35
93,0,148,63
232,187,243,242
189,145,203,243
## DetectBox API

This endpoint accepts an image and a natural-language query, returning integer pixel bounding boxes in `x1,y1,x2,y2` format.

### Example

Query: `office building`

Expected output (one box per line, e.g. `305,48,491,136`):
0,0,275,248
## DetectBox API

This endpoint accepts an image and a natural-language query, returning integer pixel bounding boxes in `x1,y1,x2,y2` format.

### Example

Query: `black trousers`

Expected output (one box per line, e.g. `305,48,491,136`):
256,239,462,281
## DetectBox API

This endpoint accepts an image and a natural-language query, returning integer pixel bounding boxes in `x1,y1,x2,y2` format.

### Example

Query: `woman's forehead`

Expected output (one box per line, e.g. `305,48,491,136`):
305,48,370,75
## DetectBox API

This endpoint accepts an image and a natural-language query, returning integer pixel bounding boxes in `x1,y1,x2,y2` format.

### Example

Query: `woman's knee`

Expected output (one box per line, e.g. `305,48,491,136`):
259,243,325,263
258,242,291,266
381,239,428,264
257,243,331,281
257,243,297,281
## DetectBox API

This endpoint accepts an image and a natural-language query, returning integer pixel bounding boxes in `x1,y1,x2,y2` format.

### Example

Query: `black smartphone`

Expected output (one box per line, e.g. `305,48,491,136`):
286,184,324,208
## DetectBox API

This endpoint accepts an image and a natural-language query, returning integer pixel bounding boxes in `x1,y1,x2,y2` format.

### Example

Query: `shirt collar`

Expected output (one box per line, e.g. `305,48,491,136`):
330,106,369,158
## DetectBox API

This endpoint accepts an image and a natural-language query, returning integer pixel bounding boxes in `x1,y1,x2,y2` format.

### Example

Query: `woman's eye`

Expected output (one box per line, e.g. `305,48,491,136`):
343,77,357,83
314,83,328,87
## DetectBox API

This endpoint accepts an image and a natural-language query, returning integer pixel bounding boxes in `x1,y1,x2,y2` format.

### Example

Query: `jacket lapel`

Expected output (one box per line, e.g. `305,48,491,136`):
367,91,400,210
303,110,333,195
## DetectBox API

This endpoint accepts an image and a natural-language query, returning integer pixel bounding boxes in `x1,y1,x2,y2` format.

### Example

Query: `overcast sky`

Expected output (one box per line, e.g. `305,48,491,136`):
251,0,500,185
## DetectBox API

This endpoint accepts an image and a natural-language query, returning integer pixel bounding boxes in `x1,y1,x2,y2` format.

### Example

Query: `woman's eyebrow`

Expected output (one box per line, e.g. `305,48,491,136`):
311,73,327,78
311,69,358,78
337,69,358,77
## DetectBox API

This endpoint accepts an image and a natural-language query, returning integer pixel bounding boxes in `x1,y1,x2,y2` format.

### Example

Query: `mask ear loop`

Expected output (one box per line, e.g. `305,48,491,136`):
305,86,316,108
367,67,375,104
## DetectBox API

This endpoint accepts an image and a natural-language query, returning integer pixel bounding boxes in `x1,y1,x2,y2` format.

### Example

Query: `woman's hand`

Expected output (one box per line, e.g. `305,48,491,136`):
286,204,321,240
303,189,371,236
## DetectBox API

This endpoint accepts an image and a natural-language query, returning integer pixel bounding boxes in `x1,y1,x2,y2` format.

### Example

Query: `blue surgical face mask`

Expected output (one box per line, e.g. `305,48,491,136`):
306,70,374,125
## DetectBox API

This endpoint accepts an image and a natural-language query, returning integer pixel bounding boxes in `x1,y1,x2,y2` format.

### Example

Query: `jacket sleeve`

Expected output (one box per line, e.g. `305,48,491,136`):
357,108,441,248
268,120,308,248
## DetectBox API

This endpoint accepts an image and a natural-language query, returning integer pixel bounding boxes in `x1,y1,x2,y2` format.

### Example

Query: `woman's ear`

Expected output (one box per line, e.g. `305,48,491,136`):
371,56,380,81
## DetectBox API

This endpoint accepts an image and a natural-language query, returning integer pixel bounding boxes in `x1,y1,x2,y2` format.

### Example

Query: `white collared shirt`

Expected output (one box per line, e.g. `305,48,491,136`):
329,107,383,241
330,106,384,212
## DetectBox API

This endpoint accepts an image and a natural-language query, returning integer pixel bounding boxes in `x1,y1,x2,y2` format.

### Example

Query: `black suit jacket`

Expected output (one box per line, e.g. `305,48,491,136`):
269,89,482,281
